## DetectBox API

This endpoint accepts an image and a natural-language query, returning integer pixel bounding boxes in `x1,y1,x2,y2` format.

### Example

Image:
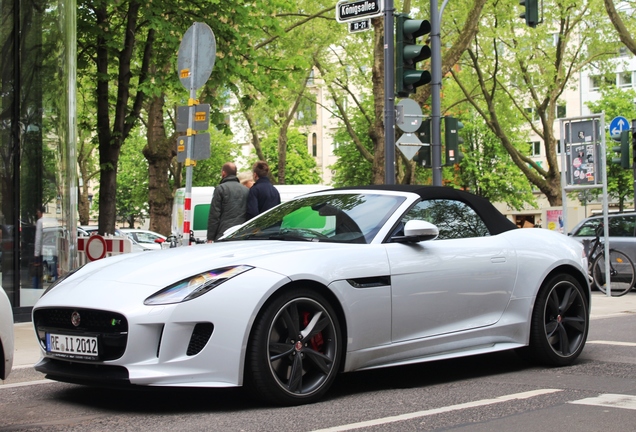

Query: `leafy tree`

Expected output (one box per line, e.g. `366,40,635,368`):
330,99,375,187
453,111,536,210
115,132,149,228
448,0,618,205
585,87,636,211
77,0,298,234
191,127,244,188
233,2,337,185
258,128,322,184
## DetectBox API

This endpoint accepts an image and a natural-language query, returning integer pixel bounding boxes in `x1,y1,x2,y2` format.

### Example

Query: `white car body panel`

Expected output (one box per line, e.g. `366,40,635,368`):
0,287,14,380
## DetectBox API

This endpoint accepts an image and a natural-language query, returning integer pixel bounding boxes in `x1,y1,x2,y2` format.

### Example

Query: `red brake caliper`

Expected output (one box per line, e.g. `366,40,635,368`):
302,311,324,351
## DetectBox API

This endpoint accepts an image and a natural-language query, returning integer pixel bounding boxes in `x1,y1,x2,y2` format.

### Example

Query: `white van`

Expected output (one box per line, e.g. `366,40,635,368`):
171,184,331,242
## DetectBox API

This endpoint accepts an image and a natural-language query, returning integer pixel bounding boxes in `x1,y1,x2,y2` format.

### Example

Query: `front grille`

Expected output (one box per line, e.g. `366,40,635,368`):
33,308,128,361
186,323,214,356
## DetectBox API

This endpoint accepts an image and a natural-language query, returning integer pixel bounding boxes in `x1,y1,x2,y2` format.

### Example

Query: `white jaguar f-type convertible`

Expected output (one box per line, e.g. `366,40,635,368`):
32,185,590,405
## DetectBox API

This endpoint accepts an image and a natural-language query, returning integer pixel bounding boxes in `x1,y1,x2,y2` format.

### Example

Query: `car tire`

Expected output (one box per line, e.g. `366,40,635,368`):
523,274,589,366
245,288,342,406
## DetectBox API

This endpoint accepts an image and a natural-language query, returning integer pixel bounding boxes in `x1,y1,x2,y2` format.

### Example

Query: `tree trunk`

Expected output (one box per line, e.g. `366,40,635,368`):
78,183,90,225
143,95,175,236
604,0,636,56
96,141,120,234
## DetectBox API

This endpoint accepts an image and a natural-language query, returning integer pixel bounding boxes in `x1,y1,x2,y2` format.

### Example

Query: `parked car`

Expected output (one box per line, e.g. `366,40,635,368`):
569,212,636,264
78,226,152,252
119,229,166,250
0,287,14,380
33,186,590,406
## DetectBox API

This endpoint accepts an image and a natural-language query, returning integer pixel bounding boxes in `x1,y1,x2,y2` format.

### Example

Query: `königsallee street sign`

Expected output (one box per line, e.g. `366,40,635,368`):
336,0,383,23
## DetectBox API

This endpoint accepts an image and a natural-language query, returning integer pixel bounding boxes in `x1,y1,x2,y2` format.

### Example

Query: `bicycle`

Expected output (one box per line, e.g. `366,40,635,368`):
587,223,635,296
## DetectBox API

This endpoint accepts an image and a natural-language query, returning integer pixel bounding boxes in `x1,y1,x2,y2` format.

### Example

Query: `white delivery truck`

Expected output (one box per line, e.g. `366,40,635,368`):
171,184,331,243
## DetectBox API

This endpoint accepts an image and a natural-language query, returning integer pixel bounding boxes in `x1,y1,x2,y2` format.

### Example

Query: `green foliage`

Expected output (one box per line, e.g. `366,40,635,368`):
257,129,322,184
454,113,536,210
114,132,150,228
191,128,244,187
585,87,636,210
330,102,374,187
444,0,620,204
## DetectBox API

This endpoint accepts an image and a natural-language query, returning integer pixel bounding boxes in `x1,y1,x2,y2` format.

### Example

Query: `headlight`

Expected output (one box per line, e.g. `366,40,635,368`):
144,265,253,305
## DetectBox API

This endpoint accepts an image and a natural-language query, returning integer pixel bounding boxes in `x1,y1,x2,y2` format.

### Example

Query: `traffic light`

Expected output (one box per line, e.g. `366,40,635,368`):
612,130,631,169
633,124,636,166
519,0,539,28
413,145,431,168
396,14,431,97
413,119,431,168
444,116,464,166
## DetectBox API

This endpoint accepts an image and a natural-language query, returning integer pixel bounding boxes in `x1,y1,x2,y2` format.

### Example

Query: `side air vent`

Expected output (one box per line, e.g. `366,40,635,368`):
347,276,391,288
186,323,214,356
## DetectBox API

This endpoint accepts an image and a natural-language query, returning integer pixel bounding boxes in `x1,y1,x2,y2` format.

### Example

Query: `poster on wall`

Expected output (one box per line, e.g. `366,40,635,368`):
546,210,564,233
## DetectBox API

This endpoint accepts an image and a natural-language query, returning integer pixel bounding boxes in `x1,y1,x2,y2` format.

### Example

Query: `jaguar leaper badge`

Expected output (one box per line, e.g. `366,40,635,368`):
71,311,81,327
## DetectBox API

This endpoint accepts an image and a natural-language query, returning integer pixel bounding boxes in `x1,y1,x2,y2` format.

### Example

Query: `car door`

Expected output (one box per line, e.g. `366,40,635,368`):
386,199,518,342
606,215,636,265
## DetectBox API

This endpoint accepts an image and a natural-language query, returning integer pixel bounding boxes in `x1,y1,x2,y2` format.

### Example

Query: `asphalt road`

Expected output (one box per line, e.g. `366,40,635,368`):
1,294,635,431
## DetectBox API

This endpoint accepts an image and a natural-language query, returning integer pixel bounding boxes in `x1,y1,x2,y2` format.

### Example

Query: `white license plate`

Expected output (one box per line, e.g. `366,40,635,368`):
46,333,99,360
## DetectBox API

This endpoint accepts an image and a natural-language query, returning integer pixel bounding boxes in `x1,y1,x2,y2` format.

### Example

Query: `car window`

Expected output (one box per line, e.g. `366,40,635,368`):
225,193,406,244
572,219,600,237
400,199,490,240
608,216,635,237
573,216,636,237
134,232,161,243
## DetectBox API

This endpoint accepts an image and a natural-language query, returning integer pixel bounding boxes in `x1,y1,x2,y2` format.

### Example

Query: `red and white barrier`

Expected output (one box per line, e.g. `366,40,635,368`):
77,234,133,265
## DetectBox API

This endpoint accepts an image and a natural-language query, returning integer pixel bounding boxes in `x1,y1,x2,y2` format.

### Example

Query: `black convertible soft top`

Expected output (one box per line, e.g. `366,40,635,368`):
336,185,518,236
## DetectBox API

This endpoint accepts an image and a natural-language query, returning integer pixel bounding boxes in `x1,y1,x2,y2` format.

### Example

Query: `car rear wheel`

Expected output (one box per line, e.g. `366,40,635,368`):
524,274,589,366
245,288,342,405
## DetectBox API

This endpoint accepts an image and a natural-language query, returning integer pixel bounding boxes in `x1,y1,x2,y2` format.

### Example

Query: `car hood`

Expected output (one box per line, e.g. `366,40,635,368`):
62,240,361,286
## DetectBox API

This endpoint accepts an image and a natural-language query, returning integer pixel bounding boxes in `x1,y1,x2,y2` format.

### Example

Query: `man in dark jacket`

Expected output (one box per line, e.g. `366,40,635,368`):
207,162,249,241
246,161,281,220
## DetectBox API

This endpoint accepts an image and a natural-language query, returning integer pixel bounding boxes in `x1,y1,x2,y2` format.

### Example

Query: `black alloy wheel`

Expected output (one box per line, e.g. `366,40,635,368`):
525,274,589,366
246,288,342,405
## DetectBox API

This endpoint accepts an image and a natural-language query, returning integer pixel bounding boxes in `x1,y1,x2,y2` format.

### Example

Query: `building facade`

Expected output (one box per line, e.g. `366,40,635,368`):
1,0,77,321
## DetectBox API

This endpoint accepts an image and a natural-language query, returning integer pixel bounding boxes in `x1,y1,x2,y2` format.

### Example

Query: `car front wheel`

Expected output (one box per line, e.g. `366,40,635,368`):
525,274,589,366
245,288,342,405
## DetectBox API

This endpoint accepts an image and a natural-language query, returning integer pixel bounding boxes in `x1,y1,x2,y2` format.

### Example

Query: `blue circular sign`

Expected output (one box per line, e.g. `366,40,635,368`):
610,116,629,140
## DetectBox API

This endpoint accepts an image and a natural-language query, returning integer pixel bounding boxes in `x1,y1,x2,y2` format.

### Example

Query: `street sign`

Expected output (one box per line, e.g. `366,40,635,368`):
610,116,630,141
349,19,371,33
396,98,423,133
176,104,210,132
396,132,423,160
176,133,211,163
336,0,383,23
177,23,216,91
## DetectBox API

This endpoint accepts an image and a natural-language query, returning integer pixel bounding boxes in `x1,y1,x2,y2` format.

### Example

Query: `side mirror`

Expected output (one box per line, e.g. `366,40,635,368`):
391,220,439,243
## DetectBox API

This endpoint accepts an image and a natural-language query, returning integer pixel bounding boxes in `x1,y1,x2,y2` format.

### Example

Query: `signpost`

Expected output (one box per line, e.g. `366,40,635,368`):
395,98,423,133
336,0,383,22
610,116,630,141
176,22,216,246
348,19,371,33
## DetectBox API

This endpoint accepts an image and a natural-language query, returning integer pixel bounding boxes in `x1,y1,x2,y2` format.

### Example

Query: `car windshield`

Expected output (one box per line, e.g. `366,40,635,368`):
223,193,406,244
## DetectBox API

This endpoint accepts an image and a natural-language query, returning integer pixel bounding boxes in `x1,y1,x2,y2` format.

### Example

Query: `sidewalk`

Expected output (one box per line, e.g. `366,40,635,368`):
10,292,636,369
